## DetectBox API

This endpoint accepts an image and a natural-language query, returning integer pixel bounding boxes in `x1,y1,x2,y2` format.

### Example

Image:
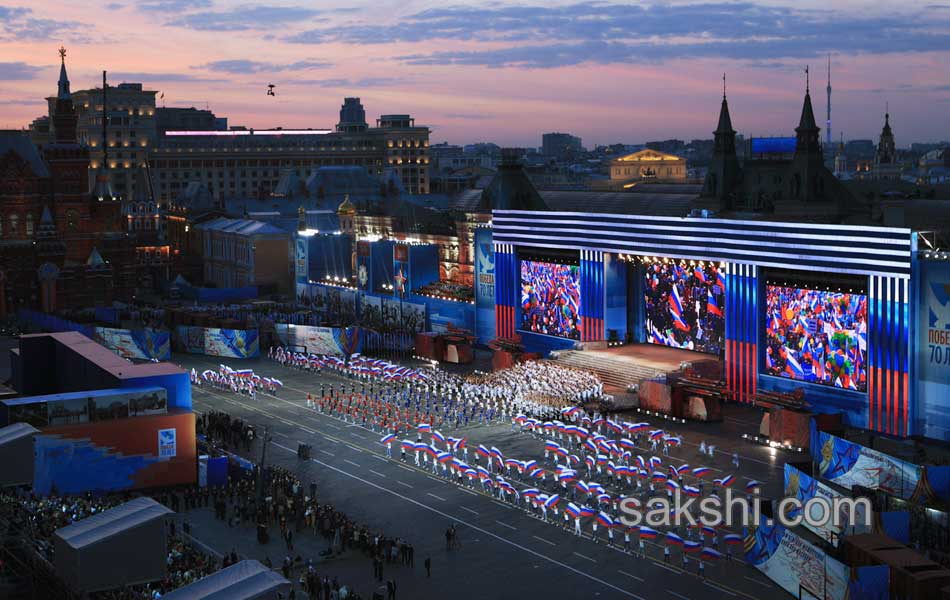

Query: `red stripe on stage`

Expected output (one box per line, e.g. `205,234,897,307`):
740,342,745,403
902,372,909,437
890,367,897,436
751,344,756,400
872,366,879,432
876,367,883,433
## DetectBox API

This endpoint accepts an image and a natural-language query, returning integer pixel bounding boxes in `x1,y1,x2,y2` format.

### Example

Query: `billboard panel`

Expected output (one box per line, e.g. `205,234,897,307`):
764,286,867,391
918,260,950,440
813,426,923,500
94,327,171,361
295,236,309,284
272,324,361,355
783,464,870,543
644,262,725,354
204,328,260,358
33,411,196,495
745,515,849,600
474,227,496,343
520,259,581,339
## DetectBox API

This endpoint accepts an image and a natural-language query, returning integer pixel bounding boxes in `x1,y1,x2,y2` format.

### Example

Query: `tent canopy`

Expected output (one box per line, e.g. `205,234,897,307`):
55,496,172,550
0,422,38,445
161,560,290,600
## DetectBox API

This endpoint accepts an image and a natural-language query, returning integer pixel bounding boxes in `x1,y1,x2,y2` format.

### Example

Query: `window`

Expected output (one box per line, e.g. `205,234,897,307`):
9,214,19,235
66,209,79,230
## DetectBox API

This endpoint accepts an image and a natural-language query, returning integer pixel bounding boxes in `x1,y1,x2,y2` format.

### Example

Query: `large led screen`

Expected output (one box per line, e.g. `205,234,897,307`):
764,286,867,391
644,262,725,354
520,260,581,339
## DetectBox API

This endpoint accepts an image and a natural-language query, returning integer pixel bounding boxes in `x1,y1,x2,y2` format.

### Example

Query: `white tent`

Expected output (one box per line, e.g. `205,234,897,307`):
161,560,290,600
54,496,171,593
0,422,38,487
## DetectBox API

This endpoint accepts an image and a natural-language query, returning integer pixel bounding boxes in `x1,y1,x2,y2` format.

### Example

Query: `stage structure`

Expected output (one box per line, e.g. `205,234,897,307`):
490,210,946,440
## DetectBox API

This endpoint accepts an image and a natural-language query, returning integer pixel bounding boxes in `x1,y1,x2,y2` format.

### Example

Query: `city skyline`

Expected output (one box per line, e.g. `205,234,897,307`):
0,1,949,146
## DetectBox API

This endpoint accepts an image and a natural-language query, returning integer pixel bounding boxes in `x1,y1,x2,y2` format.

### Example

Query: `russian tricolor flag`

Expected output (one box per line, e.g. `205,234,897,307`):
745,480,761,493
652,471,668,482
566,503,582,518
723,534,743,545
649,456,663,469
669,284,685,318
692,467,712,478
684,540,701,553
380,434,396,445
683,485,700,497
575,481,590,494
707,289,724,317
477,445,490,458
432,430,445,444
544,494,561,508
596,512,614,528
701,548,723,561
639,527,659,539
418,423,431,433
666,532,684,547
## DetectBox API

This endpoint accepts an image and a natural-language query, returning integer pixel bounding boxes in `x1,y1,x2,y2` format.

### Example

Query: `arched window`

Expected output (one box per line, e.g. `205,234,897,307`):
9,214,19,236
25,213,33,236
66,210,79,230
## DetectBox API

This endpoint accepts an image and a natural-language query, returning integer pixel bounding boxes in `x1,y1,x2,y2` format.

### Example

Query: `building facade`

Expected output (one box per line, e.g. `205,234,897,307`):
56,81,158,201
151,98,430,203
196,217,292,293
609,149,688,187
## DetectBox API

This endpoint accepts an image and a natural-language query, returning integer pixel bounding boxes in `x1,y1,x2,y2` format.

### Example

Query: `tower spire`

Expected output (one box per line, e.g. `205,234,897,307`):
826,54,832,148
722,72,726,99
57,46,70,100
805,64,810,93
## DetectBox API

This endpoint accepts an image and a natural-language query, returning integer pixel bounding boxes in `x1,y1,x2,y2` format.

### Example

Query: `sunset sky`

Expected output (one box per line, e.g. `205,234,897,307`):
1,1,948,147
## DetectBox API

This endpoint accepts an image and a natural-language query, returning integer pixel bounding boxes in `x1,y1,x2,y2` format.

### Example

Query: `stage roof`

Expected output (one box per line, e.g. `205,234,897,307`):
161,560,290,600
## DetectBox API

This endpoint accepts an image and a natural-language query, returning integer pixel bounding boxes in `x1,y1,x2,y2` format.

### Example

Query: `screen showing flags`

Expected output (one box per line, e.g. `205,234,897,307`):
644,261,724,354
520,260,582,340
764,285,867,391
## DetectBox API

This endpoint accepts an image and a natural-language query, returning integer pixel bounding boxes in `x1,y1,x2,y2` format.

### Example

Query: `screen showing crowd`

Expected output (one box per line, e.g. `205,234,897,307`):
520,260,582,340
644,262,725,355
764,286,868,391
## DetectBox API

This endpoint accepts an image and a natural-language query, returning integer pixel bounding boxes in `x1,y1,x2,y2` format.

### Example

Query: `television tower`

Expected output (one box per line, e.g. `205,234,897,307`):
826,54,832,148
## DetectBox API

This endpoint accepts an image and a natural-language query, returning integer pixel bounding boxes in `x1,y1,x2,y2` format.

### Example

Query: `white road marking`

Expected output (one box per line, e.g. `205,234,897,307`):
704,582,737,596
533,535,555,546
493,501,514,510
348,445,363,453
373,455,388,462
459,506,479,516
617,570,644,582
459,488,478,497
654,562,678,574
320,450,335,457
668,591,691,600
369,470,387,478
495,520,517,531
396,481,413,489
573,552,596,563
272,431,289,438
427,493,447,502
743,576,771,588
343,459,361,468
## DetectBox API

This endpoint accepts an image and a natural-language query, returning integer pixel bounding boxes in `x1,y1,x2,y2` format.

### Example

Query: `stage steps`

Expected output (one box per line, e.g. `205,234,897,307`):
552,350,673,390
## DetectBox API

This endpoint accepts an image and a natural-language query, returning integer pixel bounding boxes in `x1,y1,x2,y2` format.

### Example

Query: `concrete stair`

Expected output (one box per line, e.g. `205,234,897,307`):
553,350,671,390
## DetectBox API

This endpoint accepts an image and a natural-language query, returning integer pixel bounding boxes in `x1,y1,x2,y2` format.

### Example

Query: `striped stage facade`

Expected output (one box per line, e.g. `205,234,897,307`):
580,249,605,342
726,263,758,404
493,242,517,340
491,209,919,437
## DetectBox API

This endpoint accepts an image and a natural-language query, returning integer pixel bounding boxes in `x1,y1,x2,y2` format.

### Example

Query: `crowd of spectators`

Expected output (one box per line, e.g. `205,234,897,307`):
197,410,256,452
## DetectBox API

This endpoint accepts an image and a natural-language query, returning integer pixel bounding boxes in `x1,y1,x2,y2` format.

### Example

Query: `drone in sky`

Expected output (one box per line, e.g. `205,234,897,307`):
267,84,276,96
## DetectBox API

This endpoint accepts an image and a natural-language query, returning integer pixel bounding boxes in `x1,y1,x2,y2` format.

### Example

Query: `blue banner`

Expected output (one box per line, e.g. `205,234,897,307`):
94,327,171,361
474,227,495,344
